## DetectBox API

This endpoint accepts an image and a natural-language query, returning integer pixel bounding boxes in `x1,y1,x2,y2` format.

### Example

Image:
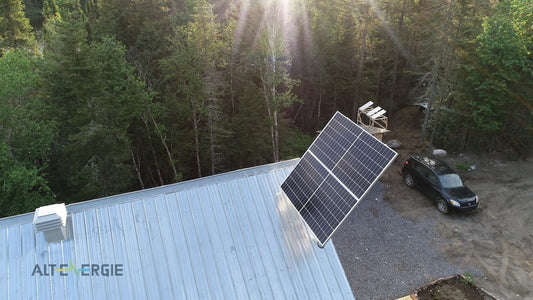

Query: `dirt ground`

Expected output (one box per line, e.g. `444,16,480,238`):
416,275,495,300
381,106,533,299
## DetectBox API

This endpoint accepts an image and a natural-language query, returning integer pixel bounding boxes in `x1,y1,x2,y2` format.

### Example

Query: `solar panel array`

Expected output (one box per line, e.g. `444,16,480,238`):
281,111,397,247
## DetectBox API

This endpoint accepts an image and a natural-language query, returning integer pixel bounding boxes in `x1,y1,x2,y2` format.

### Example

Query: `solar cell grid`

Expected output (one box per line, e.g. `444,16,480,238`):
335,115,364,137
300,203,328,243
309,118,361,169
281,153,328,210
331,159,368,198
281,111,397,247
300,175,355,243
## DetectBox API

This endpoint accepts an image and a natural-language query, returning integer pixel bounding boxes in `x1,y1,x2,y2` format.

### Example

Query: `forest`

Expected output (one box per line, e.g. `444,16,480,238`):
0,0,531,217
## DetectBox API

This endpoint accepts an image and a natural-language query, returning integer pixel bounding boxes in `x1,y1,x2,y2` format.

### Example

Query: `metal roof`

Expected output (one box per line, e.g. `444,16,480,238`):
0,159,354,300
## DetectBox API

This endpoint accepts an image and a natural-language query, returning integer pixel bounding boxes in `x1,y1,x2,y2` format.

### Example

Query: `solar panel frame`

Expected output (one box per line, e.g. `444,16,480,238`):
281,111,398,247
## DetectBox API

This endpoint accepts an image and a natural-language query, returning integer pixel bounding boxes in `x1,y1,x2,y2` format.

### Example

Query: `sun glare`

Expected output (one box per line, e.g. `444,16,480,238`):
232,0,313,63
366,0,408,59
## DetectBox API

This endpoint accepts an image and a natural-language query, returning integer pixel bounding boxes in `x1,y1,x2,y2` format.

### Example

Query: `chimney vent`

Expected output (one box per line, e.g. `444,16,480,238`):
33,203,67,243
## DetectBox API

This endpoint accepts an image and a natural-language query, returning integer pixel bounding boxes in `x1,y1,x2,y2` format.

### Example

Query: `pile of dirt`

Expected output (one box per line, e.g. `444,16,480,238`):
388,105,423,133
416,275,496,300
385,105,429,160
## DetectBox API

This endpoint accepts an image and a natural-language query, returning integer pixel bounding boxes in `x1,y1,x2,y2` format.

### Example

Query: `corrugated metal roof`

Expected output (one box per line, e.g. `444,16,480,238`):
0,159,354,299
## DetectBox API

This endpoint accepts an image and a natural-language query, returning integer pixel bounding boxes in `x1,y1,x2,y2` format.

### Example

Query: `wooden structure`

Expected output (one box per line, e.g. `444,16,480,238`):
356,101,389,141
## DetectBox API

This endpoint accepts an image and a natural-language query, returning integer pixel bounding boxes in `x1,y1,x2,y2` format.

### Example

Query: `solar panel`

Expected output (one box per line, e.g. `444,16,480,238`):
281,111,398,247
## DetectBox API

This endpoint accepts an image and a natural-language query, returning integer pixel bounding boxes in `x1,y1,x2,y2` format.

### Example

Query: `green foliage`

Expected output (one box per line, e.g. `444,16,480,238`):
0,0,38,54
0,143,55,218
461,0,532,156
455,163,470,171
223,85,272,167
160,0,231,176
95,0,174,84
2,0,530,217
279,128,314,160
236,0,302,162
0,50,55,153
23,0,45,30
0,50,55,216
461,273,476,285
42,10,151,202
42,0,60,20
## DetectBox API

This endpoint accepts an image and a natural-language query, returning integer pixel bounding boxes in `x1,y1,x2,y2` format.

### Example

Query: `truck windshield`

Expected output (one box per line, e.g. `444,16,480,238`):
439,174,463,188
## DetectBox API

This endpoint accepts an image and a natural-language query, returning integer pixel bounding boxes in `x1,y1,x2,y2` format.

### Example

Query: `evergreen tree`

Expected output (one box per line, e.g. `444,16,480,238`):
0,0,38,54
161,0,230,177
42,1,151,202
0,50,55,216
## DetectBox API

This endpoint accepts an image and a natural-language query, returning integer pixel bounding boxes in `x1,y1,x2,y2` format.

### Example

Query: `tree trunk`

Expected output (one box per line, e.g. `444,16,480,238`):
148,107,179,182
420,101,433,144
146,167,157,187
388,0,407,110
421,56,442,144
209,112,215,175
293,102,304,124
375,59,382,101
273,110,279,162
143,117,164,186
354,14,369,118
429,95,444,146
192,106,202,178
130,148,145,189
333,85,338,113
265,98,277,162
317,93,322,121
270,34,279,163
229,63,235,115
388,54,398,108
259,59,278,163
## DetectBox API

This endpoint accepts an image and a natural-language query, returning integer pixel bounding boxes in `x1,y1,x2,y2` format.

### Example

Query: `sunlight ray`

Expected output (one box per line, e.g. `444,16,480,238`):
297,0,314,67
366,0,409,59
231,0,312,59
232,0,251,55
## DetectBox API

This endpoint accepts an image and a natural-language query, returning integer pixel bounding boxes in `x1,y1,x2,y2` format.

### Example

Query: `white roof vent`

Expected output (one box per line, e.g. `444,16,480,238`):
33,203,67,243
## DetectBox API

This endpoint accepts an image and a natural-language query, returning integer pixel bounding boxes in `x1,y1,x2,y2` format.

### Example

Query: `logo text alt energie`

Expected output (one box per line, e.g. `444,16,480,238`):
31,261,123,279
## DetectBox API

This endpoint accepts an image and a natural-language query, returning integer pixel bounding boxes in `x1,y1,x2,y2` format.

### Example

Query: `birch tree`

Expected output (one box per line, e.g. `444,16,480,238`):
162,0,229,176
250,0,299,162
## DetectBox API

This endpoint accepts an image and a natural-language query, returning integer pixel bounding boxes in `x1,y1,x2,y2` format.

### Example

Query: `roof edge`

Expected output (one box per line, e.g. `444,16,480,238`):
0,159,299,228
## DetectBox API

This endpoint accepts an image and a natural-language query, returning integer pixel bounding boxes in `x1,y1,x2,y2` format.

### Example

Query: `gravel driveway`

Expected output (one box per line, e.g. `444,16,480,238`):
332,182,479,299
